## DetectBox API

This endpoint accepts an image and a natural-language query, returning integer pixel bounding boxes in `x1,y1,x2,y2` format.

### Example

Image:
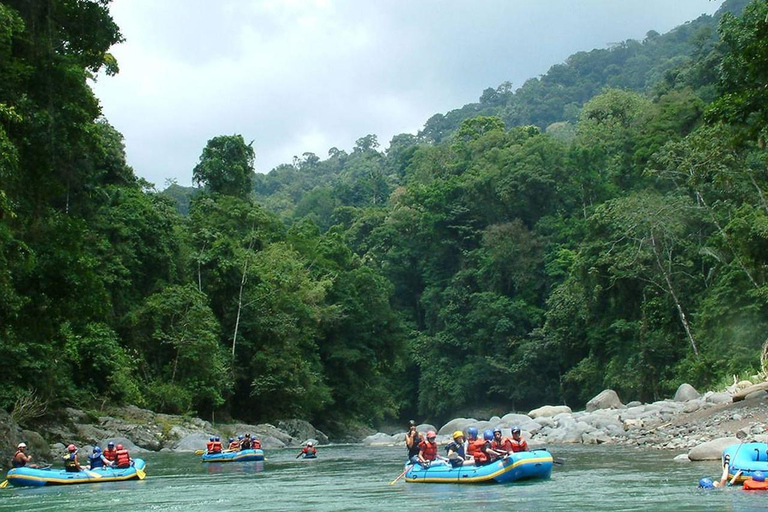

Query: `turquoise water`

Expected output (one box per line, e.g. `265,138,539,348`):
2,444,767,511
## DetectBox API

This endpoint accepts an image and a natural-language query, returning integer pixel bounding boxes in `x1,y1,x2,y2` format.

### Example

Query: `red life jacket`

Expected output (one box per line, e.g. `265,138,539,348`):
252,440,261,449
206,441,215,452
211,441,222,453
303,446,316,455
491,439,508,451
103,448,117,461
418,440,438,461
509,438,528,452
228,441,239,451
467,439,488,463
744,479,768,490
115,449,131,468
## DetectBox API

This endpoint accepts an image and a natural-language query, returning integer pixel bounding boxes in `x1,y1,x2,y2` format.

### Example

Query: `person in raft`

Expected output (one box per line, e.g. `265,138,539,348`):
113,444,133,468
491,428,511,454
297,441,317,458
11,442,38,468
445,430,472,467
699,454,738,489
509,426,529,452
62,444,82,472
466,427,489,466
102,441,118,464
481,429,507,463
251,436,262,449
87,446,111,470
228,437,239,451
240,433,253,450
405,420,423,464
417,431,447,467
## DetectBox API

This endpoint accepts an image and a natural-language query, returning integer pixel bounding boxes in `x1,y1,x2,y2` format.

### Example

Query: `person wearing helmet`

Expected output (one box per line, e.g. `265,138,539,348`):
491,427,511,454
240,433,252,450
481,429,505,463
62,444,81,472
113,444,132,468
11,442,37,468
444,430,471,467
417,431,446,467
103,441,117,463
405,420,423,464
211,436,222,453
251,436,262,450
466,426,488,465
509,427,529,452
297,440,317,458
206,436,216,454
228,437,239,451
88,446,110,470
699,454,736,489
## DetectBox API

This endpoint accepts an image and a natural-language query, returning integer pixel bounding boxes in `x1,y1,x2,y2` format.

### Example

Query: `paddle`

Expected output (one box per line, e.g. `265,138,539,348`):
135,466,146,480
194,449,205,456
389,464,412,485
0,480,8,488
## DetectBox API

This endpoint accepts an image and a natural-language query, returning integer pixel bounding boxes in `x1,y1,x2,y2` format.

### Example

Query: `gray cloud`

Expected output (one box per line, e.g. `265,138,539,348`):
92,0,724,187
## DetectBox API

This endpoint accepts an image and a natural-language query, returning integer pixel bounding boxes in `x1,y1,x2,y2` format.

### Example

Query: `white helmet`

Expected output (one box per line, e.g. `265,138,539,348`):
17,442,27,449
307,441,314,447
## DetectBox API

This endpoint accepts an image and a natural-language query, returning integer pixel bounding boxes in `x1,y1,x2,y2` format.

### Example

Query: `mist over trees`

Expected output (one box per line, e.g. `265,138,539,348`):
1,0,765,428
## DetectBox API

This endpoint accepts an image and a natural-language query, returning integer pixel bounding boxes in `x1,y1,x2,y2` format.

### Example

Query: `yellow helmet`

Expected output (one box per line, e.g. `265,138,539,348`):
453,430,464,440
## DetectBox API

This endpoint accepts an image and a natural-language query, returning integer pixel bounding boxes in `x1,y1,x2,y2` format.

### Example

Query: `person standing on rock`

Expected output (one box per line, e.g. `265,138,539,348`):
405,420,423,464
11,443,37,468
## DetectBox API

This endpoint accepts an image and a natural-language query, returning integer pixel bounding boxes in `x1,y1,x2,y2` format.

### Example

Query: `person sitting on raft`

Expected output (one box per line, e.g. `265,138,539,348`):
228,437,239,451
445,431,471,467
206,436,215,453
88,446,110,470
481,430,507,463
12,442,38,468
62,444,81,472
113,444,133,469
509,427,529,452
297,441,317,458
466,427,489,466
491,428,510,454
212,436,223,453
103,441,117,464
418,431,448,467
240,433,253,450
251,436,261,449
405,420,422,464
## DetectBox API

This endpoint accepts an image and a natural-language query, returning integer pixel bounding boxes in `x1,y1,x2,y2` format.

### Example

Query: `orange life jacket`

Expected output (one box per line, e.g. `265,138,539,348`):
467,439,487,463
206,441,215,452
744,479,768,490
418,440,438,461
211,441,222,453
228,441,239,451
303,446,317,455
115,449,130,468
509,438,528,452
252,440,261,449
103,448,117,461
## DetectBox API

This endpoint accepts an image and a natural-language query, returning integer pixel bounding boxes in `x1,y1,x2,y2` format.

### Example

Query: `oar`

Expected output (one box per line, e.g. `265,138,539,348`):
389,464,412,485
0,480,8,488
194,449,205,456
135,466,146,480
84,470,103,479
552,458,565,466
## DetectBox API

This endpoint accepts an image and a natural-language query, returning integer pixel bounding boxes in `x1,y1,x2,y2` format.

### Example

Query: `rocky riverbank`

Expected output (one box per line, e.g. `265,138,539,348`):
363,381,768,462
0,405,329,469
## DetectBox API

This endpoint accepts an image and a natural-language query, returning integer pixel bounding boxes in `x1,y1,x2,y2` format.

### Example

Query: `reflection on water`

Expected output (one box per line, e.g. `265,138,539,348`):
3,444,768,511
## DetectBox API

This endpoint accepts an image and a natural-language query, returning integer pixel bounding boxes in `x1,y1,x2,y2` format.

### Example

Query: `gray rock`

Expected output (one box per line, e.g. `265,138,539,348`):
586,390,623,412
363,433,396,446
276,419,329,445
171,433,210,452
21,429,52,463
673,454,690,462
688,437,741,461
706,392,732,405
582,430,610,444
745,390,768,401
674,384,701,402
682,401,701,414
733,382,768,402
438,418,475,435
547,426,584,444
528,405,572,418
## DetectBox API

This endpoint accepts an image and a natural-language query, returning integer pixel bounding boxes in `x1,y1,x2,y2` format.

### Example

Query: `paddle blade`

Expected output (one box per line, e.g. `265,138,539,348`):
136,467,146,480
0,480,8,488
84,470,103,479
194,449,205,456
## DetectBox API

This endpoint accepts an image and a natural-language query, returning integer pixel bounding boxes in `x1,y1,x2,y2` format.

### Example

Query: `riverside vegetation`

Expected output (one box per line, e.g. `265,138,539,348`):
1,0,768,460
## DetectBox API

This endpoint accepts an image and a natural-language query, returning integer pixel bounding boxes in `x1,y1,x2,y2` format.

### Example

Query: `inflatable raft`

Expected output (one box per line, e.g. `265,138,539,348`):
6,459,147,487
723,443,768,483
201,448,264,463
405,449,553,484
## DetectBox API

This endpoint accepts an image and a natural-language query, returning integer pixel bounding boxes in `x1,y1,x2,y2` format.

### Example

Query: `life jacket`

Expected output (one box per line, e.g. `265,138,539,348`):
89,453,105,469
418,440,438,461
12,450,26,468
206,441,215,452
211,441,222,453
491,438,508,451
509,438,528,452
251,439,261,449
467,439,488,463
63,452,80,472
744,479,768,490
303,446,317,455
444,441,466,459
115,449,131,468
103,448,117,461
228,441,240,451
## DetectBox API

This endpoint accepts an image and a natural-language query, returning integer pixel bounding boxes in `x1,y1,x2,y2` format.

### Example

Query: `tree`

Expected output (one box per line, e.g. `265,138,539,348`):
193,134,255,199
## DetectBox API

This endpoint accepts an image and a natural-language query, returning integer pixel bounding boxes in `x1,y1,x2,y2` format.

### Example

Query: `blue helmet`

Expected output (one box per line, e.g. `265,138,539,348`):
209,437,214,442
755,471,766,482
467,427,478,439
93,446,101,453
228,438,234,443
483,429,494,441
238,435,244,440
698,477,714,489
108,441,115,448
214,436,220,442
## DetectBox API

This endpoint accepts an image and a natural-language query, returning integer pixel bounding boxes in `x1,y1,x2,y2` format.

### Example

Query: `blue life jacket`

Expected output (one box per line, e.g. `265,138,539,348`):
89,453,105,468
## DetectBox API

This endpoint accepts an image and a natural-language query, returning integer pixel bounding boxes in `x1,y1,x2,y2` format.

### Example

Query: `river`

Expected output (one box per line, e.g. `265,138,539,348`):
2,444,766,511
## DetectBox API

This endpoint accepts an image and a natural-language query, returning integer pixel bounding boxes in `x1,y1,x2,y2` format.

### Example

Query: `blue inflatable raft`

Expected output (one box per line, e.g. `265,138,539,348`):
201,448,264,463
723,442,768,483
6,459,147,487
405,449,553,484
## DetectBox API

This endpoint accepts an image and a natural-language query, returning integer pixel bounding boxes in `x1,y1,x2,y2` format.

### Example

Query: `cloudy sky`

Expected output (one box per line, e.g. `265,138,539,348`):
91,0,725,187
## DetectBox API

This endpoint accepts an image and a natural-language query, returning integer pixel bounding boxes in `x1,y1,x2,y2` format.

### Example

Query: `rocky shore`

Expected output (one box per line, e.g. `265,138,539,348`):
363,381,768,462
0,405,328,469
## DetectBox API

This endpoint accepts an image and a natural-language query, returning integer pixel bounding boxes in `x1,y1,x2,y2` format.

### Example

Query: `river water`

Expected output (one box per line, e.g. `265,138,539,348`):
2,444,767,511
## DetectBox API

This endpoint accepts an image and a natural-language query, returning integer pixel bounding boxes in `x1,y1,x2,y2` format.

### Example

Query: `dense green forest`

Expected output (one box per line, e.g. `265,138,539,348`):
1,0,767,429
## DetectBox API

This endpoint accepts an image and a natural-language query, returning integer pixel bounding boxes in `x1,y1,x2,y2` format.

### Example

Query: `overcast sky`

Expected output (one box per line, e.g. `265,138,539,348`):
91,0,725,187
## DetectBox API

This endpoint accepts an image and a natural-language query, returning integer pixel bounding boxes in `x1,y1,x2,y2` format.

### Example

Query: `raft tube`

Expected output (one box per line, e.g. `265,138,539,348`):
723,443,768,483
201,448,264,463
6,459,147,487
405,449,553,484
301,453,317,459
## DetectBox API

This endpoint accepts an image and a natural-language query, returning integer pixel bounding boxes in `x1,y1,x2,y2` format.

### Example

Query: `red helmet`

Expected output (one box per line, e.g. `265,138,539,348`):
67,444,77,452
427,430,437,439
116,444,123,450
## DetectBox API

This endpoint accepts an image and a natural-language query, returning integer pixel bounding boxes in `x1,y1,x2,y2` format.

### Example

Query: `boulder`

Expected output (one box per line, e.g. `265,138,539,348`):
745,390,768,401
438,418,475,436
528,405,572,419
21,429,52,463
546,425,584,444
586,390,623,412
276,419,329,445
171,433,211,452
363,433,397,446
705,392,732,405
732,382,768,402
582,430,610,444
98,436,149,453
682,401,701,414
688,437,741,461
673,454,690,462
673,383,700,402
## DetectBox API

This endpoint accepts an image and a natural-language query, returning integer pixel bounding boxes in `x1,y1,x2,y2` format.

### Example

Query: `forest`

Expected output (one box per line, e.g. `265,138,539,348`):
1,0,766,430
